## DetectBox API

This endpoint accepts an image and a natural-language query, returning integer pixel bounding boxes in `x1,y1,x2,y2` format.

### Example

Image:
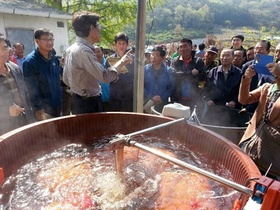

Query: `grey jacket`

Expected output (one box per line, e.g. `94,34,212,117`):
0,62,35,135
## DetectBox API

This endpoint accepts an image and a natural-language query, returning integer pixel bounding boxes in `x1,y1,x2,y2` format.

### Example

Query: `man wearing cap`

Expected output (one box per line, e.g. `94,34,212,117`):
144,46,153,65
203,46,219,74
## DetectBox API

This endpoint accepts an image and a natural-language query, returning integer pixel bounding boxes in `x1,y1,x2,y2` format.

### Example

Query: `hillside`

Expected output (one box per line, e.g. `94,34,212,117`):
126,0,280,44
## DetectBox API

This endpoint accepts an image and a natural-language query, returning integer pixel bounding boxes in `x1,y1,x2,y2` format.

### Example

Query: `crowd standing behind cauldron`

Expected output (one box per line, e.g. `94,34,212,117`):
1,11,280,179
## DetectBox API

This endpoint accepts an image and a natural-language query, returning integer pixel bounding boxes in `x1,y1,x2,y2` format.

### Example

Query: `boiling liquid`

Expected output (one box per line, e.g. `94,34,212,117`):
0,136,240,209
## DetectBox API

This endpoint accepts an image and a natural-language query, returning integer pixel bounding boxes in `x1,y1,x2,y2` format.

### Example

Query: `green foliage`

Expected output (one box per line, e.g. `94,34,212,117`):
243,26,280,50
144,28,206,44
34,0,63,10
34,0,280,46
35,0,139,47
146,0,279,41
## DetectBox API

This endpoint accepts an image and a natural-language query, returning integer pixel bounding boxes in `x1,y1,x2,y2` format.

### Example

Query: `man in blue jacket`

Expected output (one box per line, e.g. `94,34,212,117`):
144,46,174,113
23,28,62,120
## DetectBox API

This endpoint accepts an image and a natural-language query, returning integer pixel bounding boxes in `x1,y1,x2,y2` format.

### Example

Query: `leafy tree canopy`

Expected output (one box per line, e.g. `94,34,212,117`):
34,0,280,46
35,0,144,46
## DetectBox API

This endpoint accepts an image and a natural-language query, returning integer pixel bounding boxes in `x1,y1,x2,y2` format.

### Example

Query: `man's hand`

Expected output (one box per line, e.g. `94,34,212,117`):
266,62,280,78
114,49,133,74
226,101,236,108
9,103,25,117
152,95,162,104
207,100,215,106
35,109,46,121
192,68,199,76
244,64,256,79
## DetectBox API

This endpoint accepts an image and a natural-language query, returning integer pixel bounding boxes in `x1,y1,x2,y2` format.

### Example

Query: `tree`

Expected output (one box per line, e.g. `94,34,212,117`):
152,7,174,31
34,0,280,45
243,26,280,50
33,0,151,46
174,5,187,27
174,24,183,40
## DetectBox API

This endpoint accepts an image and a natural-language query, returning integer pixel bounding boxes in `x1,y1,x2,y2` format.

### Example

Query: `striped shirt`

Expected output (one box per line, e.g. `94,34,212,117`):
63,37,119,97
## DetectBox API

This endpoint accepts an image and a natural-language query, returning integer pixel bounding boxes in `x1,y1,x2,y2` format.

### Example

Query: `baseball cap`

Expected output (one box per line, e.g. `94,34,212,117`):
206,46,218,54
145,46,153,54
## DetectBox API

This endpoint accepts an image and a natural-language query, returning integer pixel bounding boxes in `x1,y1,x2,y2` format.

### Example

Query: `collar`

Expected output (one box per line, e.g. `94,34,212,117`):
35,48,54,61
151,62,166,71
77,37,94,51
0,64,10,76
271,83,279,93
179,56,192,63
217,65,232,73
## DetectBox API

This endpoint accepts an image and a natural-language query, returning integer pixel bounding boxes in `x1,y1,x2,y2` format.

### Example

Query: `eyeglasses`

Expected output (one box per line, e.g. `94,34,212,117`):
39,38,55,42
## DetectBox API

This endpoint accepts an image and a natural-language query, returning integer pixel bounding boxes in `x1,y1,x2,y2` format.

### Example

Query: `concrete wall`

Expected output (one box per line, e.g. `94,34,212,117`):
0,13,69,56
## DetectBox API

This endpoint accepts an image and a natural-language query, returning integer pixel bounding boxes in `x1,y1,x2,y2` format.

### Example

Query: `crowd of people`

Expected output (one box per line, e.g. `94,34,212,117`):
0,11,279,178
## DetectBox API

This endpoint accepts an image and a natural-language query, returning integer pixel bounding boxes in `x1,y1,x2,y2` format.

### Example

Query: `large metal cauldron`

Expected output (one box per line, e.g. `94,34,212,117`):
152,104,253,144
0,113,260,208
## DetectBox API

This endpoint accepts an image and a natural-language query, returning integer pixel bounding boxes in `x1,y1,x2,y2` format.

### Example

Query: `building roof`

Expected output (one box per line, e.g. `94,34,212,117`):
0,0,72,19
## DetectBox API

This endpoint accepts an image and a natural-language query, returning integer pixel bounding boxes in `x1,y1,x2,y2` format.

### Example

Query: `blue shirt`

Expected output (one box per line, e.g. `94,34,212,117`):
14,55,25,70
144,63,174,102
98,57,110,102
23,48,62,117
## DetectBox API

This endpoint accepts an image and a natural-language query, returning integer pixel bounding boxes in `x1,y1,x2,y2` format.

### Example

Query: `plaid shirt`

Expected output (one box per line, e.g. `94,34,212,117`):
0,68,22,107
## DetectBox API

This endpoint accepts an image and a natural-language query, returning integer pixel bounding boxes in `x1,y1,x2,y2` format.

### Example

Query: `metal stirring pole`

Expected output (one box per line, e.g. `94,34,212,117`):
128,117,186,136
110,117,254,196
128,140,253,195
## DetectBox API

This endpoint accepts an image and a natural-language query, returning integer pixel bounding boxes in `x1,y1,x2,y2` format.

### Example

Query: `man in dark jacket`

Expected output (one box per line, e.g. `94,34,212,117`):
206,48,242,109
108,33,134,112
170,38,206,109
203,45,219,74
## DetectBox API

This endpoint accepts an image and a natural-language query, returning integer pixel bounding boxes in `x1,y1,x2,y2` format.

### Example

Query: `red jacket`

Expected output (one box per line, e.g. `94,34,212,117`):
10,54,18,65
